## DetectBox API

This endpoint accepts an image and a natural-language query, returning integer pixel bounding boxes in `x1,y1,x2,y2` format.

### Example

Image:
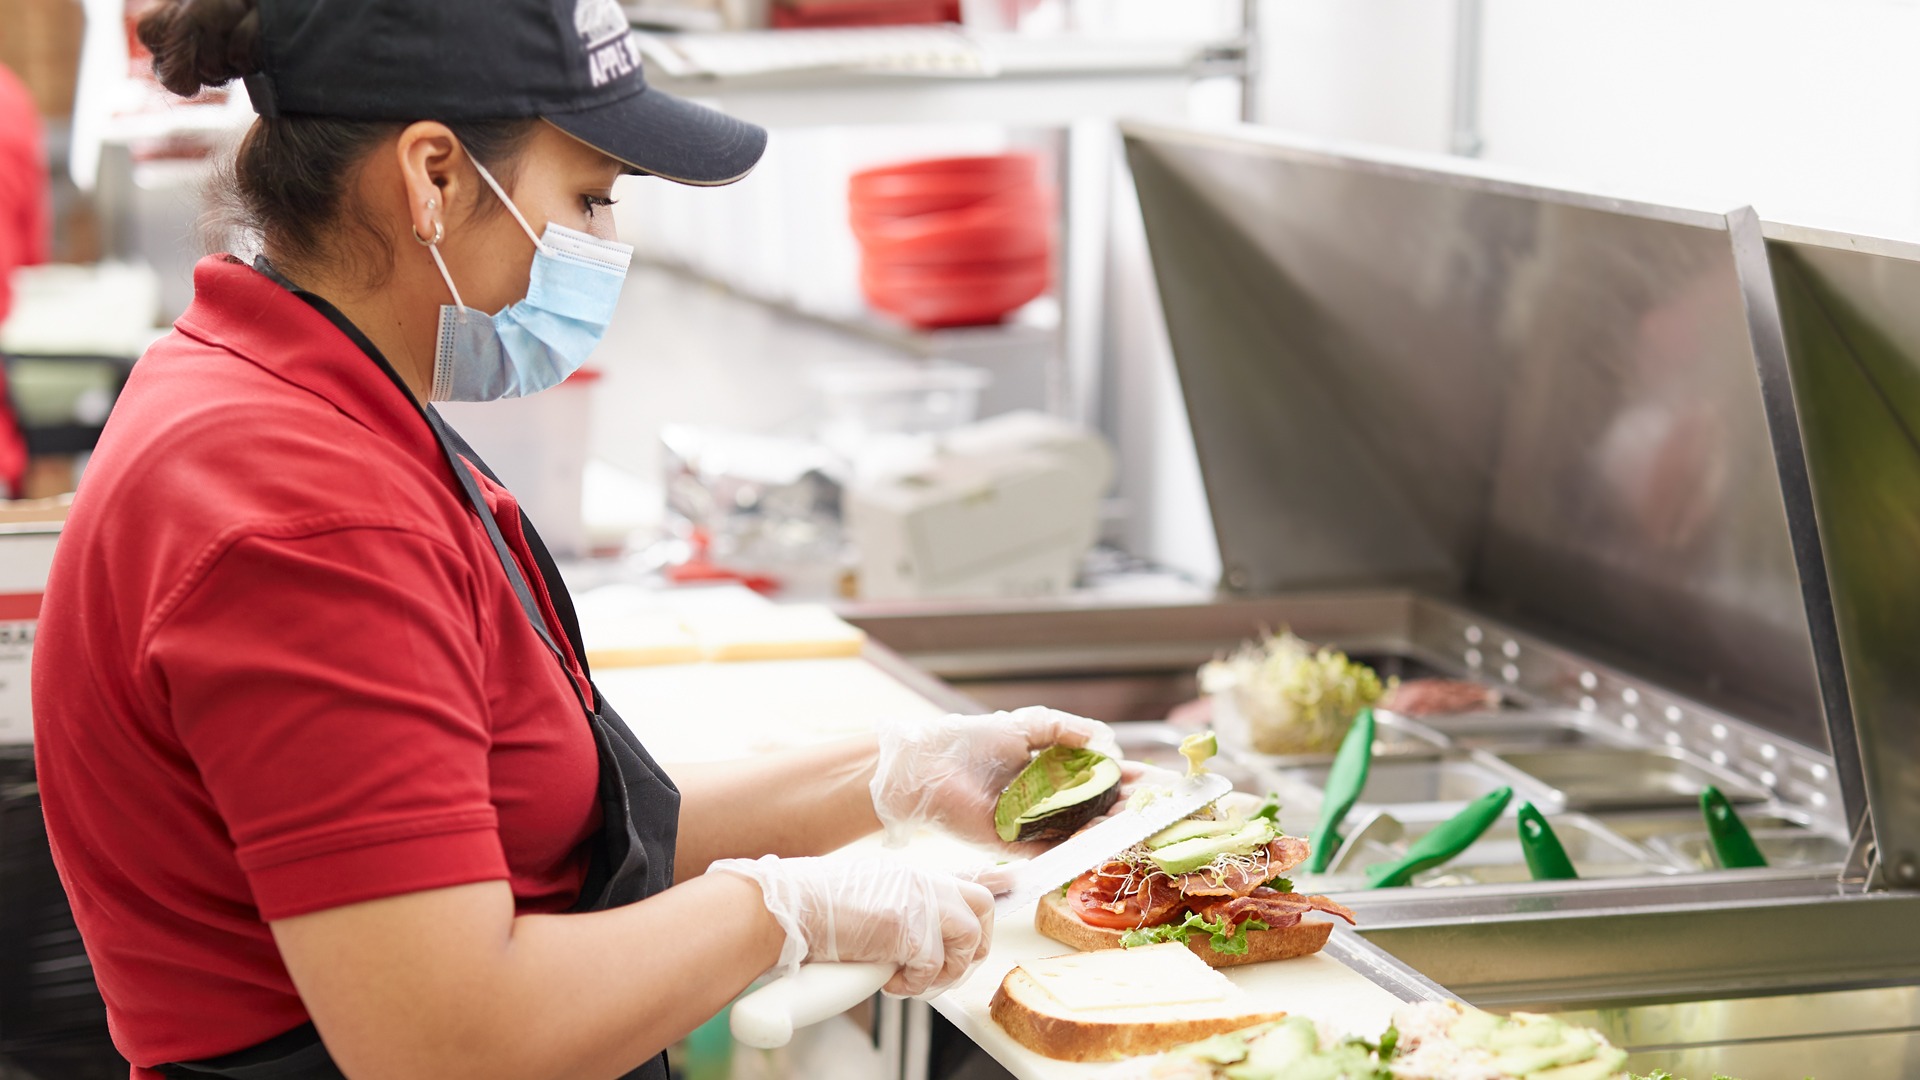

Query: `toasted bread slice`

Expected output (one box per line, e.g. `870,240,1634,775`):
1034,890,1335,968
989,945,1291,1062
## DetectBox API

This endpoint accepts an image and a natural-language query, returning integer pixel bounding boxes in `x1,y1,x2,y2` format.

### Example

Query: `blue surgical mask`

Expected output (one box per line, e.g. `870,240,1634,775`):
425,158,633,402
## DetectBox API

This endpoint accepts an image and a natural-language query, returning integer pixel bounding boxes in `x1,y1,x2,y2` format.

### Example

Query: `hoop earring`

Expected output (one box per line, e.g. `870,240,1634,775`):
412,220,444,246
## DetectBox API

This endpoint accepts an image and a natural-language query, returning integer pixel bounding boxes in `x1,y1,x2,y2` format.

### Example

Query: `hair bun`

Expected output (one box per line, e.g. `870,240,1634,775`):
137,0,263,99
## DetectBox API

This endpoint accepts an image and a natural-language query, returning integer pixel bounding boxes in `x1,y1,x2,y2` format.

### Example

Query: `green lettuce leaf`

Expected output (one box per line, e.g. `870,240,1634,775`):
1117,910,1270,954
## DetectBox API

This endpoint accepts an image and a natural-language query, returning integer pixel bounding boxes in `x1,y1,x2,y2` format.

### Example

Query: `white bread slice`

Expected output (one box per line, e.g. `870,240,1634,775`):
989,944,1290,1062
1034,890,1335,968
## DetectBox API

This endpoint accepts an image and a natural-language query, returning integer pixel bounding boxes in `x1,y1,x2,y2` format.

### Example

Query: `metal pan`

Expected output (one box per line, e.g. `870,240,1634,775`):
1492,747,1770,812
1414,709,1632,751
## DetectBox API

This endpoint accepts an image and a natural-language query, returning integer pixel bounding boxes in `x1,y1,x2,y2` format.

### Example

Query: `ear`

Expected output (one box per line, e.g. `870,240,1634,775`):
395,121,461,246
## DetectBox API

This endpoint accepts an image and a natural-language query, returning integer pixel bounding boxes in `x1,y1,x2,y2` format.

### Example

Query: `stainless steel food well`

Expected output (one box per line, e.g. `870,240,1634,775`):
1273,754,1547,821
1303,811,1662,890
1491,747,1770,812
1409,709,1633,751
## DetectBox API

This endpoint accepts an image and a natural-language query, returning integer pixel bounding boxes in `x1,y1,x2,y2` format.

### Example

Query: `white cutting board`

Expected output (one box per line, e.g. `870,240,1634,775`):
931,919,1409,1080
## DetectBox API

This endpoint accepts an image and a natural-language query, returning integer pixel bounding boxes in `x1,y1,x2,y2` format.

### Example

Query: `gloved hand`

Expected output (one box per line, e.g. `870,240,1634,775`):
710,855,998,997
871,706,1121,852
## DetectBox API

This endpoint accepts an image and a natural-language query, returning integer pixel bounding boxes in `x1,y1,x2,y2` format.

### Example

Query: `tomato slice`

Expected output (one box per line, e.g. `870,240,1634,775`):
1067,868,1184,930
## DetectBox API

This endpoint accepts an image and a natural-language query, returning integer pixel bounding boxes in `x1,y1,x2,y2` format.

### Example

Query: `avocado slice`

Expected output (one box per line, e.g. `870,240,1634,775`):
1530,1047,1628,1080
1489,1015,1566,1050
1147,816,1241,849
1224,1017,1318,1079
1151,818,1277,875
1492,1029,1596,1075
1448,1007,1503,1048
1181,731,1219,776
993,746,1122,843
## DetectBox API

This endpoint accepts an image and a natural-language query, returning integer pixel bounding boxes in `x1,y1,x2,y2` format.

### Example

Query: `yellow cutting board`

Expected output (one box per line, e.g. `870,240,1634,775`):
595,656,947,763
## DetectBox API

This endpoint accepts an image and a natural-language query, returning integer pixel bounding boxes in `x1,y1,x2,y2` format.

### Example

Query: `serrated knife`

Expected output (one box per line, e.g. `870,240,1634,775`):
729,770,1234,1049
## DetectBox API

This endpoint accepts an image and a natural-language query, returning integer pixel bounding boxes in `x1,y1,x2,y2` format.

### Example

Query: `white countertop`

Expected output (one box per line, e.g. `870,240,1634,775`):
590,640,1427,1079
932,915,1412,1080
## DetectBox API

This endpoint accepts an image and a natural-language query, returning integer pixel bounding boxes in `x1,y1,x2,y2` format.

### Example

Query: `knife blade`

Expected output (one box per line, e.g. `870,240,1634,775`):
993,770,1235,917
729,770,1235,1049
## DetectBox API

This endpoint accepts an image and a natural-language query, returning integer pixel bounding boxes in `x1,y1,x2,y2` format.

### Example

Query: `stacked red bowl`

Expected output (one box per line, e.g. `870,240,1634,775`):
849,154,1054,330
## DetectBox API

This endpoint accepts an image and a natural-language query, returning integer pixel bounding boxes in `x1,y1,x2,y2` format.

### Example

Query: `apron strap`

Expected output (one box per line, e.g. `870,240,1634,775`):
422,407,595,724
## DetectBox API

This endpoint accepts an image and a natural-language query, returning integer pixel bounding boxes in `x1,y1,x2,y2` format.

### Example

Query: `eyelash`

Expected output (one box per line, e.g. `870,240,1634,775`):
583,194,618,216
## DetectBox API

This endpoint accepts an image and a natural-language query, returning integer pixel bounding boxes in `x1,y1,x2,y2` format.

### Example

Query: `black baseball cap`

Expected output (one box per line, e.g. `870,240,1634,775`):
242,0,767,186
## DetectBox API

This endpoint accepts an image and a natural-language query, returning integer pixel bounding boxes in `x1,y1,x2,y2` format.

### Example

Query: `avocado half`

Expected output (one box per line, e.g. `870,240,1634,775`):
994,746,1123,844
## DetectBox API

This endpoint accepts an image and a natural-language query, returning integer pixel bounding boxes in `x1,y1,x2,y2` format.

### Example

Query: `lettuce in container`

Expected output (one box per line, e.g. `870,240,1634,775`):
1201,631,1390,755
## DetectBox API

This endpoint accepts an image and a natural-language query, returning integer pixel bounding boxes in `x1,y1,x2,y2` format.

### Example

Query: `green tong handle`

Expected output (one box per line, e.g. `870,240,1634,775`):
1366,786,1514,889
1701,785,1768,868
1309,708,1376,873
1517,801,1578,880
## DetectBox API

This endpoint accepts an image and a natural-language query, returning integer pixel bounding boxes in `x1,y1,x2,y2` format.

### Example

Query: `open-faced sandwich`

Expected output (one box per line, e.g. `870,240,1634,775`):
1037,800,1356,967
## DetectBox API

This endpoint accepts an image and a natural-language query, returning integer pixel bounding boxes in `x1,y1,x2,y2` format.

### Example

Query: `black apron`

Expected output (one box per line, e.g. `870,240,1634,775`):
158,263,680,1080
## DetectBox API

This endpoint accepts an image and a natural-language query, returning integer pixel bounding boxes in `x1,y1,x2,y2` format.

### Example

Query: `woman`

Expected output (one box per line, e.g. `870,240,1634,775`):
30,2,1117,1077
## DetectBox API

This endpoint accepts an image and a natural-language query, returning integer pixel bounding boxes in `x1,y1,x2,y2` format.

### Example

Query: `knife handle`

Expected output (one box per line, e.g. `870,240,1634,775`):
1309,708,1376,873
729,962,894,1049
1367,785,1512,888
1517,801,1578,880
1701,785,1768,869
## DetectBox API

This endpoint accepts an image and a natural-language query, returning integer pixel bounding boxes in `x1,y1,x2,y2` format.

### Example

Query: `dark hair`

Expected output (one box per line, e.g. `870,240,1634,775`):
137,0,536,279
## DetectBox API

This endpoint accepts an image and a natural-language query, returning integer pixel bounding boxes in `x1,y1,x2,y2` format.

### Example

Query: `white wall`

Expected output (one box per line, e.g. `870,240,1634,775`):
1477,0,1920,235
1254,0,1920,234
1256,0,1457,155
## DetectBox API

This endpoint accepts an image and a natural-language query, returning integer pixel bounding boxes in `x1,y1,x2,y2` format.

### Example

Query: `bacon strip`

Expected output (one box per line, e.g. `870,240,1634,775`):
1305,894,1358,924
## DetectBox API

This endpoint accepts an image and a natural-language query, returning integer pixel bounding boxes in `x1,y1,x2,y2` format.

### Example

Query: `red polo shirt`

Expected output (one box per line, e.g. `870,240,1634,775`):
31,255,605,1072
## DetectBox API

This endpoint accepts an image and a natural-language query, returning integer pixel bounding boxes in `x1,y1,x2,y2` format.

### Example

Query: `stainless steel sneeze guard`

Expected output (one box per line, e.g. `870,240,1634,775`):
1743,220,1920,891
1117,119,1825,750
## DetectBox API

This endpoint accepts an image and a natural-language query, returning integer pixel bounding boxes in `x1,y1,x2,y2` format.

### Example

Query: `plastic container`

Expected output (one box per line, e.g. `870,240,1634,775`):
434,369,600,558
848,154,1054,327
812,360,989,451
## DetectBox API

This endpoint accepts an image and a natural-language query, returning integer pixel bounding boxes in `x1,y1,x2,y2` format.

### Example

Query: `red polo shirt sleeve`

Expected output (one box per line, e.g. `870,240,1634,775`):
144,520,512,921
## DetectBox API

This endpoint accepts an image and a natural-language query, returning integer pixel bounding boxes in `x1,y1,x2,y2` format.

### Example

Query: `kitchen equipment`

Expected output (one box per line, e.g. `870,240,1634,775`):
0,524,59,744
1307,708,1374,872
845,411,1112,601
1274,755,1538,823
1365,787,1513,889
1699,785,1768,869
1323,809,1406,875
1414,710,1628,751
1517,802,1578,881
728,770,1233,1049
1494,748,1769,813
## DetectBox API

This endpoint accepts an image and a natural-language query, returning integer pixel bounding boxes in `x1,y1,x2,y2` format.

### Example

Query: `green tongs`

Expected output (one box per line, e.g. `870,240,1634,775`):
1366,786,1514,888
1308,708,1375,873
1517,801,1578,880
1702,785,1768,868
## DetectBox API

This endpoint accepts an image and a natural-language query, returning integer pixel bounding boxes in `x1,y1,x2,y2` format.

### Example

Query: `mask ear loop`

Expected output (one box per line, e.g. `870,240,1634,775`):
469,157,547,254
415,218,464,309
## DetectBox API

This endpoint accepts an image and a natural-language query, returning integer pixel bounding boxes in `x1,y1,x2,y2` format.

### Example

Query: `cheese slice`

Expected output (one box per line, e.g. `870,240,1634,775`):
1020,943,1239,1013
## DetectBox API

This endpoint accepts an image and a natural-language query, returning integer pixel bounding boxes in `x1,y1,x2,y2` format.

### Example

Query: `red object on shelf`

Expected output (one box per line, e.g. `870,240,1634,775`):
848,153,1054,329
664,529,783,595
859,259,1051,330
771,0,960,28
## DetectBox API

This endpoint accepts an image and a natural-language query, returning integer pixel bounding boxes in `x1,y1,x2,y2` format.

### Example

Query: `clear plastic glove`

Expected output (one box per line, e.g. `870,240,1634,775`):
871,706,1121,853
710,855,998,997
